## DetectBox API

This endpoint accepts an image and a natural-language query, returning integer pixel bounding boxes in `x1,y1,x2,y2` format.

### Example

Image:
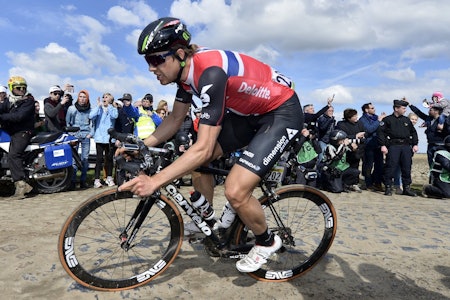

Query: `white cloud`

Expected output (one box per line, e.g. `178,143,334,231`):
64,15,127,74
311,85,353,106
107,6,141,26
126,29,142,47
383,68,416,82
169,0,450,59
107,2,159,27
401,43,450,62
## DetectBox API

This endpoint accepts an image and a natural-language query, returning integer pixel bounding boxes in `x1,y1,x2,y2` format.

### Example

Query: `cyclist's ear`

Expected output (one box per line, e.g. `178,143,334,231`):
174,48,186,67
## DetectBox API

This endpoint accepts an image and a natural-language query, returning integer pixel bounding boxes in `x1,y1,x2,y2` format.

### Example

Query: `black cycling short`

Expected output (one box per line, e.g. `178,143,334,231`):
217,94,303,178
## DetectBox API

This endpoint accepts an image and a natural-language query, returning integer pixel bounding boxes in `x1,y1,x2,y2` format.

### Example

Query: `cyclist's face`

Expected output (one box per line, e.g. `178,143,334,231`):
148,49,184,85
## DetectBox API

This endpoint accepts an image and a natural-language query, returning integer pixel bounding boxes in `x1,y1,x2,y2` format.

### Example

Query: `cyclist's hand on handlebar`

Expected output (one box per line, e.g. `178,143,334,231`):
118,174,157,197
115,144,138,160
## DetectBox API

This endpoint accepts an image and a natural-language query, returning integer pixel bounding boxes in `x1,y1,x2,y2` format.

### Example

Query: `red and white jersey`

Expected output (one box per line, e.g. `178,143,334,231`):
176,48,295,126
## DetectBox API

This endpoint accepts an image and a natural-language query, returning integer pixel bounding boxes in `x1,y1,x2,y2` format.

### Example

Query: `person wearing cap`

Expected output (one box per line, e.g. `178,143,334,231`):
44,85,71,132
377,99,419,196
0,76,35,199
115,93,139,135
134,93,162,139
66,90,94,189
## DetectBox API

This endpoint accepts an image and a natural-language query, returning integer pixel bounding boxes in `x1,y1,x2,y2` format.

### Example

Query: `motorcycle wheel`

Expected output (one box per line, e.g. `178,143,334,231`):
33,167,74,194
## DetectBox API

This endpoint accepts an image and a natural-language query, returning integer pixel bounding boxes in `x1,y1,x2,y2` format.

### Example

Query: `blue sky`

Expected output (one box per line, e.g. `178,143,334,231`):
2,0,450,152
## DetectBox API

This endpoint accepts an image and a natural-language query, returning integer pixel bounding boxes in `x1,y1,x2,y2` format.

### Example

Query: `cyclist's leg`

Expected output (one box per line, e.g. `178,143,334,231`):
224,96,302,272
191,142,223,203
224,165,265,234
191,171,214,201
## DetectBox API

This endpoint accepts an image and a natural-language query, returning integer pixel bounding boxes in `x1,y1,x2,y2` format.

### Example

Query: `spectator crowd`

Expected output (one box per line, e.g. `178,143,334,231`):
1,75,450,200
0,76,177,197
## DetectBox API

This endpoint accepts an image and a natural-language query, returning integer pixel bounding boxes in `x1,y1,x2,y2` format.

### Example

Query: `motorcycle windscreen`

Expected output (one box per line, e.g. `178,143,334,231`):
44,144,73,170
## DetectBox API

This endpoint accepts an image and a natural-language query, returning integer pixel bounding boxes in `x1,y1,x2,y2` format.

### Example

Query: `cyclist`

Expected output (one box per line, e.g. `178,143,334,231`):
119,17,303,273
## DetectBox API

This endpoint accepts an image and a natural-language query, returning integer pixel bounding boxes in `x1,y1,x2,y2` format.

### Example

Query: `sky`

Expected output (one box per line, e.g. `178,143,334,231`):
2,0,450,152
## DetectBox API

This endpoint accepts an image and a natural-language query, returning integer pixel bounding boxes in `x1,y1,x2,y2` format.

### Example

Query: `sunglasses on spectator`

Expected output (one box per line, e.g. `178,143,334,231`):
144,51,174,67
14,86,27,91
52,92,61,95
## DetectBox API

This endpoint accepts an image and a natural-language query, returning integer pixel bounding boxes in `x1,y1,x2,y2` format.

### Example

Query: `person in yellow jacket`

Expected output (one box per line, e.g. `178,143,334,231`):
134,93,162,139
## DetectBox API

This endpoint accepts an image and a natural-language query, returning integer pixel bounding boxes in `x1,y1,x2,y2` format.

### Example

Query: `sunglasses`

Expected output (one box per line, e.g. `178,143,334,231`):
52,92,61,95
144,51,174,67
13,86,27,91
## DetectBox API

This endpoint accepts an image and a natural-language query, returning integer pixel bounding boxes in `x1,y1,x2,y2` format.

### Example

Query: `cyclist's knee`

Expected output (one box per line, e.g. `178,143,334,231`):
224,182,250,209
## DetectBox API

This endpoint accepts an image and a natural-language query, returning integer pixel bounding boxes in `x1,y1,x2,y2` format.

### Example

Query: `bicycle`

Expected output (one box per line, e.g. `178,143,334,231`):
58,130,337,291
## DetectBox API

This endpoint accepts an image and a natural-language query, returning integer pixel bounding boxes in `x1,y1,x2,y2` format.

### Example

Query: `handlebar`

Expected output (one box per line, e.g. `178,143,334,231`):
108,128,138,144
108,128,172,157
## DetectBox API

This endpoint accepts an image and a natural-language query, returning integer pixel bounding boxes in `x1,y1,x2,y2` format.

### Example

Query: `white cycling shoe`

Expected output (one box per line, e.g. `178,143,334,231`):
236,234,282,273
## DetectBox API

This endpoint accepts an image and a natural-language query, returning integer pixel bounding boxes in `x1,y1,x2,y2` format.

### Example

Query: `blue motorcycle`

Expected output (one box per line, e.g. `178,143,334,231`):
0,127,82,194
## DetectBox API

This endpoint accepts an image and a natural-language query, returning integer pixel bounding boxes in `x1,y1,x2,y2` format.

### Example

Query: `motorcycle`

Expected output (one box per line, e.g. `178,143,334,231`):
0,127,83,194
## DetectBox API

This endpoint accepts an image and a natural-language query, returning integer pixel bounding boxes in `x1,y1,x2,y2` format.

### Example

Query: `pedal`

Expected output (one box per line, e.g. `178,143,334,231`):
187,237,204,244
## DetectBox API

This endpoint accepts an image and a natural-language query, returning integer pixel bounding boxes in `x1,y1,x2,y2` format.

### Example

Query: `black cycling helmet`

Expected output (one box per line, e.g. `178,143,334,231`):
174,132,191,152
137,17,191,55
329,129,347,146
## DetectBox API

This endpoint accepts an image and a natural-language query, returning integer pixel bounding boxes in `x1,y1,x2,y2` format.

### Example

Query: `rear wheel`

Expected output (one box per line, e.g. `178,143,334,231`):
58,189,184,291
34,166,73,193
233,184,337,281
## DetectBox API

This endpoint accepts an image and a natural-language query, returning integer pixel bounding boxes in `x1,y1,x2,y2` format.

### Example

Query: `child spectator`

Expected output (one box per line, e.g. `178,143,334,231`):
428,92,449,131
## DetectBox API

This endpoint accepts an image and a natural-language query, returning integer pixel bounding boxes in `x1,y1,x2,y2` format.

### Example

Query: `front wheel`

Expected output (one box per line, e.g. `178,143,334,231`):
233,184,337,281
58,189,184,291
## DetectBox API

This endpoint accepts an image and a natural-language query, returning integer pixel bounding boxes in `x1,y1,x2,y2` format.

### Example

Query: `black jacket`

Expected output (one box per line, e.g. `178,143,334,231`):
377,113,419,146
0,95,35,135
409,104,446,145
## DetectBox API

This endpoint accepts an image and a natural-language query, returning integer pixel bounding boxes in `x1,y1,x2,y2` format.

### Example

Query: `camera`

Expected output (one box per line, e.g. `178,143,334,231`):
348,138,365,145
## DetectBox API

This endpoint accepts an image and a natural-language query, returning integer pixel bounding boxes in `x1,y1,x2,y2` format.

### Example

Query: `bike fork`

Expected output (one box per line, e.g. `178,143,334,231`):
119,197,155,251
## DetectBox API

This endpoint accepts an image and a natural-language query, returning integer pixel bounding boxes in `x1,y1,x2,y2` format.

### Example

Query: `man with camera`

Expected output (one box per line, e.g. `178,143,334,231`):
336,108,367,192
44,85,72,132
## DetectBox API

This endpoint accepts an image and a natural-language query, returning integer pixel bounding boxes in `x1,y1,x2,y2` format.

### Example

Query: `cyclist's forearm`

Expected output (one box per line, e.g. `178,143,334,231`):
153,143,212,187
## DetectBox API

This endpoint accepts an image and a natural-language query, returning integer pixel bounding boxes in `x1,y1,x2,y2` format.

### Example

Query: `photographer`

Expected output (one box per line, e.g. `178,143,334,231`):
44,85,71,132
319,130,361,193
294,128,321,187
336,108,366,191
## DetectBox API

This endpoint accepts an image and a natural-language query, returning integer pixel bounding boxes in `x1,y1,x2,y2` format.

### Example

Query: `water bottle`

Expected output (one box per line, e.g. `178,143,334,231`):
216,201,236,229
190,191,215,221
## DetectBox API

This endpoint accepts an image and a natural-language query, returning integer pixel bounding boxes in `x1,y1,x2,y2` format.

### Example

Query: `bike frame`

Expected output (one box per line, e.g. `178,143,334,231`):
118,170,291,260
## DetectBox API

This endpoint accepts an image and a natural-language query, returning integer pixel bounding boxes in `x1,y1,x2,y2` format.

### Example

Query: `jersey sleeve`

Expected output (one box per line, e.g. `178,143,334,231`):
174,85,193,104
196,66,228,127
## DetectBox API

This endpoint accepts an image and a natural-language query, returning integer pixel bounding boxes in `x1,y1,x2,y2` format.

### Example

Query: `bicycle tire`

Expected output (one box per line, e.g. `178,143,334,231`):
233,184,337,281
58,188,184,291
